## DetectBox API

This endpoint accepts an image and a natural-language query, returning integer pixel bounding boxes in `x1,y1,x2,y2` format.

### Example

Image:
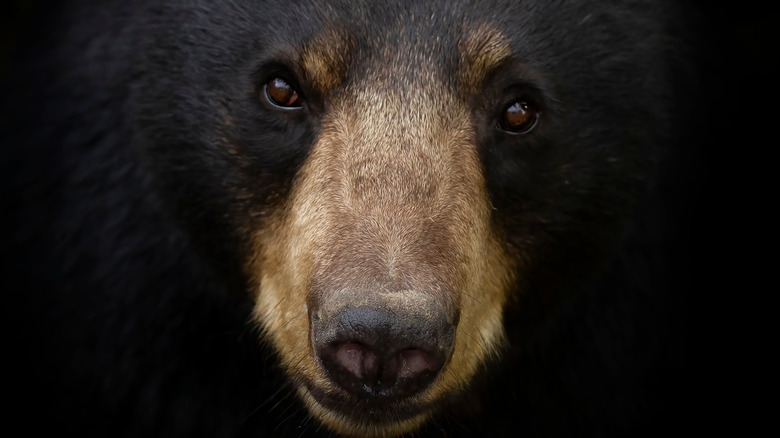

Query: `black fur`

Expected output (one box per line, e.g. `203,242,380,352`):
2,0,705,436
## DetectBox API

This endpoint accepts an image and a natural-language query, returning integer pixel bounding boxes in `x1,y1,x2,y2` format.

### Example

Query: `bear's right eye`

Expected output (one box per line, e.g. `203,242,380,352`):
499,99,540,134
263,77,303,109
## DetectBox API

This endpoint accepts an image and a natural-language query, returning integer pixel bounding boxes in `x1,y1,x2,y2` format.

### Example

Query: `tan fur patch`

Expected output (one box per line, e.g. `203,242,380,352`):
301,28,354,95
458,23,512,89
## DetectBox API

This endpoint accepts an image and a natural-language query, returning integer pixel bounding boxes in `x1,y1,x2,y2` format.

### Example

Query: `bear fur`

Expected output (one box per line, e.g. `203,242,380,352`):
3,0,695,436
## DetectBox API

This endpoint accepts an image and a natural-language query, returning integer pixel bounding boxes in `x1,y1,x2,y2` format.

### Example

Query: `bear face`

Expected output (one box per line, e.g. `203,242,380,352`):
249,25,514,435
4,0,688,436
136,3,669,434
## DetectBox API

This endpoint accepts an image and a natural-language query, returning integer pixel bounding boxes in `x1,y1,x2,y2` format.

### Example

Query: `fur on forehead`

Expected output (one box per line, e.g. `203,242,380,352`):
295,20,513,104
458,24,512,89
301,27,355,95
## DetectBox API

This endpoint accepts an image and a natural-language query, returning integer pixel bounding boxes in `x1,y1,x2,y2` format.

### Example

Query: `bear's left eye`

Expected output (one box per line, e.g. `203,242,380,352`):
499,99,540,134
264,77,303,109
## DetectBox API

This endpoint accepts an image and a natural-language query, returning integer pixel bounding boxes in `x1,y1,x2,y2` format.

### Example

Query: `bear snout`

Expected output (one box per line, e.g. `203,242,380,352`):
310,291,455,400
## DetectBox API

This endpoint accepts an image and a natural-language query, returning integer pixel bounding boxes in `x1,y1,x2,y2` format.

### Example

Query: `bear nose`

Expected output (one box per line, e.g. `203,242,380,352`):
313,305,454,399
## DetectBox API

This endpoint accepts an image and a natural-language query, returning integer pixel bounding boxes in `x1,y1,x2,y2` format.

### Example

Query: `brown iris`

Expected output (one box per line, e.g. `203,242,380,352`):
500,100,539,134
264,77,302,108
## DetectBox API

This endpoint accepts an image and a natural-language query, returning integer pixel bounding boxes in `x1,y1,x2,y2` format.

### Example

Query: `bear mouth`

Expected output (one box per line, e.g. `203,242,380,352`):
302,380,434,426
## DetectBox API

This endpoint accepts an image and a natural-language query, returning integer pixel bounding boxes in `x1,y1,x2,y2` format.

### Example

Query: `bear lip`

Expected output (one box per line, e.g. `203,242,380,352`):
303,380,433,423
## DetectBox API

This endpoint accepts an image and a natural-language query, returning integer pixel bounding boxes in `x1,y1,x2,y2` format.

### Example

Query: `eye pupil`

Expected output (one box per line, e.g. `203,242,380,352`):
501,100,539,133
265,77,301,108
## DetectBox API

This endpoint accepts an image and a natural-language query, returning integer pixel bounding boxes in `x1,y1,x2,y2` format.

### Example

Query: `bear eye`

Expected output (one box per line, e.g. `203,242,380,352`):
264,77,302,109
499,99,540,134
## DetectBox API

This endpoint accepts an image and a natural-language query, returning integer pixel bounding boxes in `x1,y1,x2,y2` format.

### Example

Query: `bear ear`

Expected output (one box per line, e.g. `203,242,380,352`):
498,98,540,134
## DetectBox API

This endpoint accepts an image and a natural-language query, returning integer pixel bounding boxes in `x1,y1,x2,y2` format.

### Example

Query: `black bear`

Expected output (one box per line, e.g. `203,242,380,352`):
3,0,693,436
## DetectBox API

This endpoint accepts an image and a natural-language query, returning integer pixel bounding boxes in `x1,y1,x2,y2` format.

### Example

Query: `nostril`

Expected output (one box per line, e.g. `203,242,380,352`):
334,342,364,378
332,342,376,380
398,348,441,380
